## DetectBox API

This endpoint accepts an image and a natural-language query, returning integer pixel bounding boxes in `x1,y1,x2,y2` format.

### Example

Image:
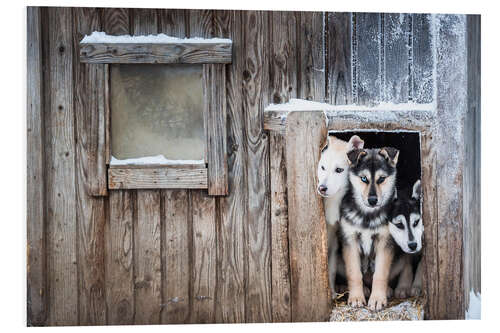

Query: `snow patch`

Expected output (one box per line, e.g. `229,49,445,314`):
81,31,232,44
466,290,481,320
110,155,205,166
265,98,434,112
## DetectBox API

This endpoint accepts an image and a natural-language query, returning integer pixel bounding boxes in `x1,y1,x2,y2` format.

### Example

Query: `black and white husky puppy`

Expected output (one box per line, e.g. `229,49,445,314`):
389,180,424,298
339,147,399,310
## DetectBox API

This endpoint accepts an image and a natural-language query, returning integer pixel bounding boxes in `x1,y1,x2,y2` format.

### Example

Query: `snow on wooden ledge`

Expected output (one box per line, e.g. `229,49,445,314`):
79,32,233,64
110,155,205,166
80,31,232,44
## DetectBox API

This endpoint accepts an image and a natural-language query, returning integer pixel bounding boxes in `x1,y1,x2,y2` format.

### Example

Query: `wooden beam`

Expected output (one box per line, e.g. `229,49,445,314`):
285,111,330,322
80,42,232,64
27,6,47,326
108,166,208,189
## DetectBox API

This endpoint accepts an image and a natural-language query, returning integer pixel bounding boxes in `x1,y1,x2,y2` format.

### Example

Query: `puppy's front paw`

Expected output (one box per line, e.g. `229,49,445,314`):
386,286,394,299
395,286,411,299
368,291,387,311
347,288,366,307
410,285,422,297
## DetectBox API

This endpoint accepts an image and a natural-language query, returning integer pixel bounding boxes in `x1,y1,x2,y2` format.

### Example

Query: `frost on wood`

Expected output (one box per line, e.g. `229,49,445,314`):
110,155,205,166
80,31,232,44
465,291,481,320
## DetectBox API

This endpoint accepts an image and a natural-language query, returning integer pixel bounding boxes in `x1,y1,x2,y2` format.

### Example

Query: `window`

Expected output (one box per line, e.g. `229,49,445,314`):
80,33,232,195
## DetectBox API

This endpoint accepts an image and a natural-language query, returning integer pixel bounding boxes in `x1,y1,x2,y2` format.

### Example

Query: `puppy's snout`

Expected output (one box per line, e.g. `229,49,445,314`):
408,242,417,251
368,196,378,206
318,185,328,195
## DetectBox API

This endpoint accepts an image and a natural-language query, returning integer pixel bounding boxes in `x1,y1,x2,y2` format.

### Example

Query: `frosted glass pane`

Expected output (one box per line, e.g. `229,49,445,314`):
111,64,204,161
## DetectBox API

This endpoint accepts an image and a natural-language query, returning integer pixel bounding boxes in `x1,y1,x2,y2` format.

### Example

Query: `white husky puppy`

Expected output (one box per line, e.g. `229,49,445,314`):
317,134,364,294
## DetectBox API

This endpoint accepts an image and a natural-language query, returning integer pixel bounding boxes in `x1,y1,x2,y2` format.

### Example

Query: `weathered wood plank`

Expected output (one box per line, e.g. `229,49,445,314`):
297,11,325,101
270,11,297,104
158,8,186,36
285,111,330,322
27,6,46,326
131,8,158,35
108,167,208,189
204,63,228,195
327,12,352,104
162,190,191,323
268,9,296,323
463,14,481,313
269,132,291,322
354,13,382,105
190,190,216,323
383,13,411,103
80,42,232,64
102,8,130,36
106,191,135,325
412,14,434,103
44,7,78,325
242,10,272,323
212,9,247,323
134,190,162,324
433,14,467,319
72,7,107,325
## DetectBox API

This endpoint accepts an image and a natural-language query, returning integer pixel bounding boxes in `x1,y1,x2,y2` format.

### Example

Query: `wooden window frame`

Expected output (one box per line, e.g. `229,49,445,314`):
264,108,436,321
79,38,232,195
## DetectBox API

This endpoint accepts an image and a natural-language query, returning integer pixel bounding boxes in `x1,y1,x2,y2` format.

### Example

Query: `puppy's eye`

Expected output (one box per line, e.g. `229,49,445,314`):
335,167,344,173
413,219,420,227
321,166,325,171
377,176,386,184
395,222,405,230
360,176,369,183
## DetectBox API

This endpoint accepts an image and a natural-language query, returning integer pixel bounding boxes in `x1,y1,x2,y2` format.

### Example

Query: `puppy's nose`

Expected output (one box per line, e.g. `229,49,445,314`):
408,242,417,251
318,185,328,194
368,196,378,206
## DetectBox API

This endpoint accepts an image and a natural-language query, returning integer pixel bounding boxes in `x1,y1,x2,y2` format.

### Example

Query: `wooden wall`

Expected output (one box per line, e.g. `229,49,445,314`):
27,7,479,325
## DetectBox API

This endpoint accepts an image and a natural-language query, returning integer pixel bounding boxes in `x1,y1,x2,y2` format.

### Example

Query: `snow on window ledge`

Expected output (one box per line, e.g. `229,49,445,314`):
110,155,205,166
80,31,232,44
466,290,481,320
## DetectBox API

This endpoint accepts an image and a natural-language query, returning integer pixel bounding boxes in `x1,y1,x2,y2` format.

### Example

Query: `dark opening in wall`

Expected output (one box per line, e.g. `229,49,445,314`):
331,131,421,191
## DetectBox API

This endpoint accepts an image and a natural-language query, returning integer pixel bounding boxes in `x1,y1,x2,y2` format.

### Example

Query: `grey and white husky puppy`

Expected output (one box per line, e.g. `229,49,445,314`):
339,147,399,310
388,180,424,298
317,134,364,294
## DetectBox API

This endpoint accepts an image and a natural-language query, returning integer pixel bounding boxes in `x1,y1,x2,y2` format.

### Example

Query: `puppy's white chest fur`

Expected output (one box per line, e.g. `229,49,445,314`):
340,219,390,256
323,189,346,226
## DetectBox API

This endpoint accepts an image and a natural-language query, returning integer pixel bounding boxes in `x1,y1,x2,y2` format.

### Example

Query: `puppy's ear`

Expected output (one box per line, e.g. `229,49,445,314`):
320,136,329,154
347,149,367,166
348,135,364,150
378,147,399,167
412,180,421,200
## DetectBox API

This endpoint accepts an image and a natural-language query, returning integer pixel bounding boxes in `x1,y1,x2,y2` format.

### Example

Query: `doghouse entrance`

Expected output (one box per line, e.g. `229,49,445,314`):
328,130,424,320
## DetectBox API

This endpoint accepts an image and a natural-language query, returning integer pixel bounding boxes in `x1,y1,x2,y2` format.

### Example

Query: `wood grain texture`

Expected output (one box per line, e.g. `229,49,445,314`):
190,190,216,323
269,132,291,322
354,13,382,105
103,8,135,326
270,11,297,104
412,14,434,103
158,8,187,36
212,10,247,323
72,7,107,325
327,12,352,104
106,191,135,325
27,6,46,326
463,14,481,311
44,7,78,325
80,42,232,64
285,111,330,322
162,190,191,323
433,14,467,319
205,63,228,195
108,167,208,189
383,13,410,103
242,10,272,323
268,10,296,323
297,11,325,101
134,190,162,324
